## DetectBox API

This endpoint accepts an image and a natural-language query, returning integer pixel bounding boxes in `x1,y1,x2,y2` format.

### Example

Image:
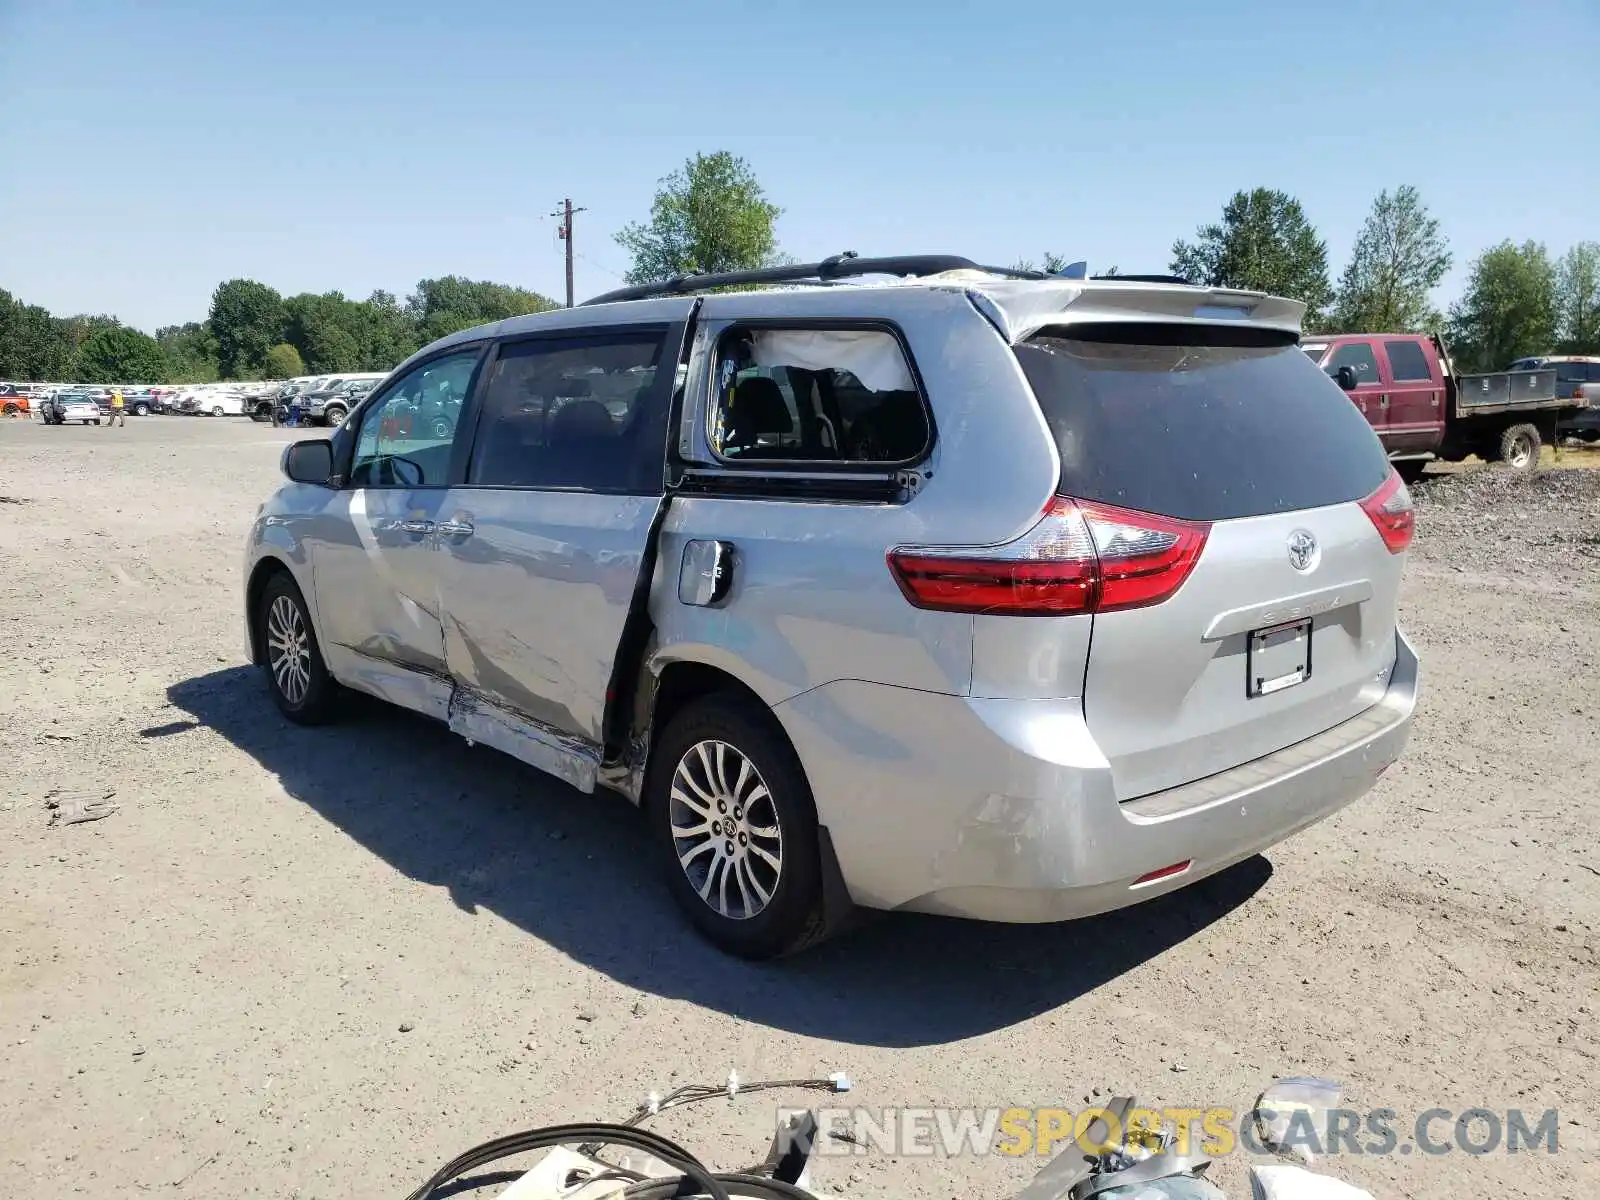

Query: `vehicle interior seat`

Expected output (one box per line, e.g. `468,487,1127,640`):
724,376,794,456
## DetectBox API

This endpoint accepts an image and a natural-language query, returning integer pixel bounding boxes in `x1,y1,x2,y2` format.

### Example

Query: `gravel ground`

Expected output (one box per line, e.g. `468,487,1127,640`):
1,418,1596,1200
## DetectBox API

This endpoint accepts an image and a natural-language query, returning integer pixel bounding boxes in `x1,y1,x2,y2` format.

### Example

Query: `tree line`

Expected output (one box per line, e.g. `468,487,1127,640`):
3,151,1596,384
0,276,557,385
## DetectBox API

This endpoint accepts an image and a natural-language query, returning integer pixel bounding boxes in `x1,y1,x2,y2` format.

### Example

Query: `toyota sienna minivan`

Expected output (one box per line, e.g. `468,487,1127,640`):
243,255,1420,958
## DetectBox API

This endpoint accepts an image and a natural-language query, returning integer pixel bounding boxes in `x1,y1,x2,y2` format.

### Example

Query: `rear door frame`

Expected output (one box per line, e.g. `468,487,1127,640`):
1378,335,1445,454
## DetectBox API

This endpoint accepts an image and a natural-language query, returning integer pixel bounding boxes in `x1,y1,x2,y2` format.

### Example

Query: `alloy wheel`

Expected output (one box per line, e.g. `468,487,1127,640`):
265,594,311,705
668,739,783,920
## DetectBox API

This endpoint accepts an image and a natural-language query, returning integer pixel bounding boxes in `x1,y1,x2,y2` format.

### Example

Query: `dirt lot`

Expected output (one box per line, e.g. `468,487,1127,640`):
2,416,1596,1200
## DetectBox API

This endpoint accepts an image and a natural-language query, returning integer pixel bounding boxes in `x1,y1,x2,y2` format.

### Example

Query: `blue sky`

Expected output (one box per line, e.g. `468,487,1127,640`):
2,0,1595,332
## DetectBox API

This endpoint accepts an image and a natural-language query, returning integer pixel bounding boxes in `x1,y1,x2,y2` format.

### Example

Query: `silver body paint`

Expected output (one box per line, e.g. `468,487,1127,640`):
244,277,1419,921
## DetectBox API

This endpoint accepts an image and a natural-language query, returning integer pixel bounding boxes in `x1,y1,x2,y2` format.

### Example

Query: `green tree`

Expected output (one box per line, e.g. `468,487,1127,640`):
616,151,783,284
1554,241,1600,354
209,279,285,378
1329,186,1451,333
262,342,305,379
1446,241,1558,372
0,290,76,381
403,276,557,344
284,292,365,372
75,326,170,383
1171,188,1333,325
361,289,420,367
156,322,220,383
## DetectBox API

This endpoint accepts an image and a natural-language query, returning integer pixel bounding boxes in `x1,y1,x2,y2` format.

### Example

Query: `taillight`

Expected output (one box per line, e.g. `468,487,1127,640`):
887,498,1210,616
1360,469,1414,554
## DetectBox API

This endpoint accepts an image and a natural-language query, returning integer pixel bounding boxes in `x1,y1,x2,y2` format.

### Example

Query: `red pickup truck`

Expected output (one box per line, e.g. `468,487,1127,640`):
1299,332,1588,479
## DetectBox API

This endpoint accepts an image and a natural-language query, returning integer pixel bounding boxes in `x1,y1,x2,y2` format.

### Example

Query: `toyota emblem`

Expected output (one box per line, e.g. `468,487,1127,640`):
1288,529,1319,573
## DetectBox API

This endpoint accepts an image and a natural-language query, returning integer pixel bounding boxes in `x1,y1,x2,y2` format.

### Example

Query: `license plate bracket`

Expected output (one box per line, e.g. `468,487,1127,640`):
1248,618,1312,697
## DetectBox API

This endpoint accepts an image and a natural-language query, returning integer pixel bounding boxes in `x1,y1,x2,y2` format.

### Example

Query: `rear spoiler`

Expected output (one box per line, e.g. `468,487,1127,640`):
965,279,1307,344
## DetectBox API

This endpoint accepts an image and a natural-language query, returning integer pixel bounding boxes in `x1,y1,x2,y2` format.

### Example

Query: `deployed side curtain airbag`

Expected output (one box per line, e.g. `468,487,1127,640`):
748,330,914,393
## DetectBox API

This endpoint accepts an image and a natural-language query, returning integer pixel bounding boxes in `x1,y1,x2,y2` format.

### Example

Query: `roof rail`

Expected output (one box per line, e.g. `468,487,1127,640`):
581,252,1048,306
1092,274,1195,285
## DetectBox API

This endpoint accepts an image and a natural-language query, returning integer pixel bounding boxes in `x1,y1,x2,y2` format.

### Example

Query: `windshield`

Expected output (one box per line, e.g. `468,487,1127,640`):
1014,326,1390,521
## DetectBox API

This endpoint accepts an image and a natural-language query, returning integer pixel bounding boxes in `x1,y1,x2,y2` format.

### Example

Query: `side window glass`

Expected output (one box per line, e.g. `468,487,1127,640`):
1326,342,1381,385
468,330,667,491
710,327,929,464
1382,340,1432,382
349,349,481,487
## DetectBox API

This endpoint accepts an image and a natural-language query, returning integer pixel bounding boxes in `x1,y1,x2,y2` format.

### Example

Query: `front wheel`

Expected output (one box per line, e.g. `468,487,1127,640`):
1496,424,1541,471
647,695,826,959
257,573,339,724
322,404,348,429
211,406,224,417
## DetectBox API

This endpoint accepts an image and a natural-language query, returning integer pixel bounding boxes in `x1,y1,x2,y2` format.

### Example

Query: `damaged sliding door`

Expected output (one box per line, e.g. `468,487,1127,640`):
434,315,695,792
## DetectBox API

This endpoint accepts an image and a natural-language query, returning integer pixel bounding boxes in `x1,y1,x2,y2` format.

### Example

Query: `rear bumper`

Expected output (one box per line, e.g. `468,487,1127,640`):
776,630,1419,922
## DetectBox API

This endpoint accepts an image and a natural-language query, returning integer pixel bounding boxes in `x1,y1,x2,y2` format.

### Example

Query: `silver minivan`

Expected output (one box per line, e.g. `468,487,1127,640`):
243,256,1420,958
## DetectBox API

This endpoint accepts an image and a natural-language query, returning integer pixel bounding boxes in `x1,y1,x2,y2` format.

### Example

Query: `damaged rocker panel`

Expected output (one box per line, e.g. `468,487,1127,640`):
446,686,601,794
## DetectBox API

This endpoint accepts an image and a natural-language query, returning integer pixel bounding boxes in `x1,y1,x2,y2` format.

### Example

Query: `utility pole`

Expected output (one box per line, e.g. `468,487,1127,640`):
552,198,587,308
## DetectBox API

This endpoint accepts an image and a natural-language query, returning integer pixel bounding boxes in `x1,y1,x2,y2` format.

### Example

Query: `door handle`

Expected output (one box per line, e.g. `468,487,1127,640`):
436,519,475,539
1379,395,1390,408
399,519,435,535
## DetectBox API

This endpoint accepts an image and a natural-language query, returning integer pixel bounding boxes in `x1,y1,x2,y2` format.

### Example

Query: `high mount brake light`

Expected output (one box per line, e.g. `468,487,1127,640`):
887,498,1210,616
1360,469,1414,554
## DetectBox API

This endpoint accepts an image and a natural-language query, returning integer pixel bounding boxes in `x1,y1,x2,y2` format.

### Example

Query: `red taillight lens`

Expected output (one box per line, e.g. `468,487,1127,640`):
1360,469,1414,554
888,498,1210,616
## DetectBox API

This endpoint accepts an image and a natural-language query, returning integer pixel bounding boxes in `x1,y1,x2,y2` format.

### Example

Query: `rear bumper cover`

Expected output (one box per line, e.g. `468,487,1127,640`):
776,630,1419,922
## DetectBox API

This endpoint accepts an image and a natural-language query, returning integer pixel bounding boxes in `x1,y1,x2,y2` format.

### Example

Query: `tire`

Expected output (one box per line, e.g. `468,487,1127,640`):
431,417,451,439
1394,460,1429,485
211,406,224,417
92,419,101,425
2,402,16,417
133,402,149,416
1496,424,1541,471
646,694,826,959
323,404,348,429
257,573,339,725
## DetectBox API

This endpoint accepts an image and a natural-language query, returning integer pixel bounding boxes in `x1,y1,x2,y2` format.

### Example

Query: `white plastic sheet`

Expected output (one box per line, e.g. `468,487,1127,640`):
749,329,914,393
1249,1164,1376,1200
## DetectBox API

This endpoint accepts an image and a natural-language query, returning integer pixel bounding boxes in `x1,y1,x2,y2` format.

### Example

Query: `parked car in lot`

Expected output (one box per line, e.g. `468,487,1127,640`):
1300,332,1588,477
0,383,33,416
1506,355,1600,441
245,256,1420,958
299,373,387,428
41,391,105,424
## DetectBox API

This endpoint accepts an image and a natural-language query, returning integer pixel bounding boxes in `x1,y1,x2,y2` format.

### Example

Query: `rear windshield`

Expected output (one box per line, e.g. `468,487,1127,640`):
1013,327,1390,522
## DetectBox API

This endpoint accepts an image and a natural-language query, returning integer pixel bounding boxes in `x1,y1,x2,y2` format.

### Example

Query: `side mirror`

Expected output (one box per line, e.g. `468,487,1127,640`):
282,438,335,485
1332,365,1359,392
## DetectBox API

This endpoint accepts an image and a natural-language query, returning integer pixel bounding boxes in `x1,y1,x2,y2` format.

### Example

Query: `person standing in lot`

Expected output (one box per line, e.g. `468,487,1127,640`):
106,388,126,428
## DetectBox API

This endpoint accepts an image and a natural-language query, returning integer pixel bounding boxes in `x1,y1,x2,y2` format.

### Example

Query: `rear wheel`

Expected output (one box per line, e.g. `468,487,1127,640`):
2,402,17,417
258,573,338,724
133,402,149,416
1496,424,1541,471
647,695,826,959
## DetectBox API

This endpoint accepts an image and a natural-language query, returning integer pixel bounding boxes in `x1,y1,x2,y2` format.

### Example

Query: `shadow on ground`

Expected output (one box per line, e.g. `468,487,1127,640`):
170,667,1271,1048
